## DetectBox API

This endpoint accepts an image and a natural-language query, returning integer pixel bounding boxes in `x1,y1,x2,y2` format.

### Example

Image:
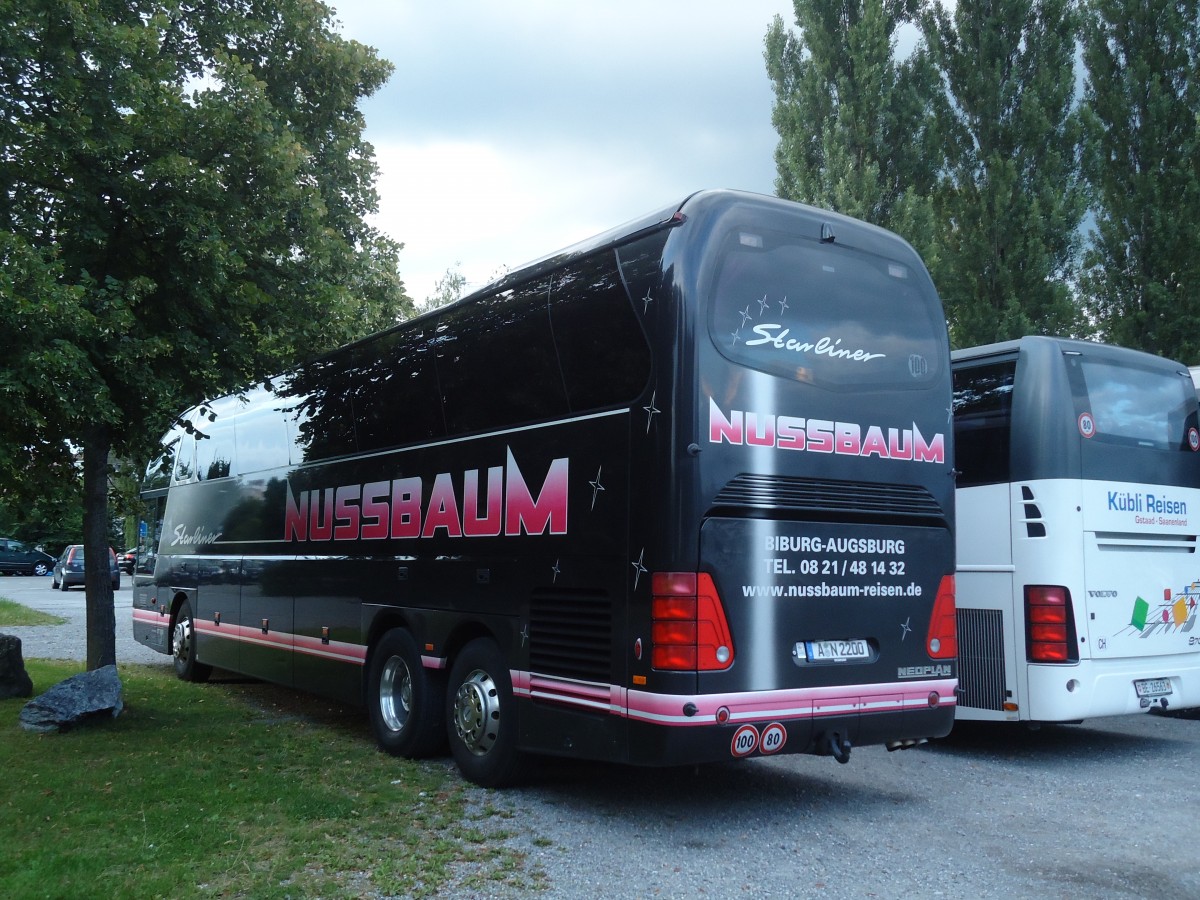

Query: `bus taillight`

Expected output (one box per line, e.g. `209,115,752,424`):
926,574,957,659
1025,585,1078,663
651,572,735,671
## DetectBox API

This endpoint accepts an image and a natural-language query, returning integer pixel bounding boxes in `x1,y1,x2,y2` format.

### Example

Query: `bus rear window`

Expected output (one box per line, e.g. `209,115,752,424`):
1070,356,1197,451
708,229,943,389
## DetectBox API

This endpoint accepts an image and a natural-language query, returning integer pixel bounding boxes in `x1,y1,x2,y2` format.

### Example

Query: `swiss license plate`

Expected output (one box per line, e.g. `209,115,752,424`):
805,639,870,662
1134,678,1172,698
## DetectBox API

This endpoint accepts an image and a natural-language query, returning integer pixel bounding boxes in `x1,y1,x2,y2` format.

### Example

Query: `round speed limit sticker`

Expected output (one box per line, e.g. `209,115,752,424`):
1078,412,1096,439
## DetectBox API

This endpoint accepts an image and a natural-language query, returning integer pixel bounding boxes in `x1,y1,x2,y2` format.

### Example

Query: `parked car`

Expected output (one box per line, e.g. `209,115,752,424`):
52,545,120,591
0,537,56,576
117,549,137,575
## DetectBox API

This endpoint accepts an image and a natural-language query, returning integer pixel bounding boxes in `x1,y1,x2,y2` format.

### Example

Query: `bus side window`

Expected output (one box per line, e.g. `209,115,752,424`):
174,429,196,483
279,358,358,463
434,280,569,435
952,361,1016,487
235,406,291,474
349,325,445,453
195,414,235,480
552,250,654,411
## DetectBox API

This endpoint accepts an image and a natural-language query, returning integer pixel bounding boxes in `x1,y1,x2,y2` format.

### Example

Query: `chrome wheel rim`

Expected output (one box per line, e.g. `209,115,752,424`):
379,655,413,733
172,617,194,664
452,668,500,756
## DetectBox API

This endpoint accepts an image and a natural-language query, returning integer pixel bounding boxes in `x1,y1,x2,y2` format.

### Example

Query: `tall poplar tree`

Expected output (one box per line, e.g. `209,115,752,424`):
922,0,1086,346
764,0,941,257
0,0,410,669
1080,0,1200,362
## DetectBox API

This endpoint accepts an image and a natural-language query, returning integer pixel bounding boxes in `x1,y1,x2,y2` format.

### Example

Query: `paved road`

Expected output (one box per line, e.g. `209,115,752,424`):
0,574,169,667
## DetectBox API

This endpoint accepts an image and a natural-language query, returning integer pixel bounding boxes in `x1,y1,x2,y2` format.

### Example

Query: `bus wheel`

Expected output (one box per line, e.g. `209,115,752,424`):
367,628,446,758
172,600,212,683
446,638,526,787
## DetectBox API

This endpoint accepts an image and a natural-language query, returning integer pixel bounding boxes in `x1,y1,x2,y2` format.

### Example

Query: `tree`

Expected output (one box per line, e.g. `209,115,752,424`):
921,0,1086,346
764,0,942,258
0,0,411,669
1079,0,1200,361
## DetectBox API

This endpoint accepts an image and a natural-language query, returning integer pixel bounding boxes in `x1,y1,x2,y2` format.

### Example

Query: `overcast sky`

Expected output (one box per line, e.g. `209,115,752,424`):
328,1,796,304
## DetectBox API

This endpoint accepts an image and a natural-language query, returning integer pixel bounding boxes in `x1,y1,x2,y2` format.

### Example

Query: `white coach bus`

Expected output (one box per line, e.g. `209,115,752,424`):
952,336,1200,722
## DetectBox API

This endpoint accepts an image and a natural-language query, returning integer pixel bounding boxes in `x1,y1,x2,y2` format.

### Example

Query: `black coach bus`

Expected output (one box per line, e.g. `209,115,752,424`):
133,190,957,786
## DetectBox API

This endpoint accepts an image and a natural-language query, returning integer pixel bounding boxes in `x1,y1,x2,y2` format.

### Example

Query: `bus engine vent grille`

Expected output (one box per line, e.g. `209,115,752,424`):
529,589,612,682
713,475,944,521
956,608,1006,711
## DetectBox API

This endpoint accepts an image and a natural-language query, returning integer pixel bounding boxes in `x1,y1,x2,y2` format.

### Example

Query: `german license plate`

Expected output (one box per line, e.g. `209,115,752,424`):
1134,678,1172,698
805,639,870,662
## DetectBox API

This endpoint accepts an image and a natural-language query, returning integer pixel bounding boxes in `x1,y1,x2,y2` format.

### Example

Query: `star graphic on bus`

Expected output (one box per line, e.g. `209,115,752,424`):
778,296,789,315
900,617,912,641
739,305,753,327
551,559,561,583
643,391,660,433
730,327,742,345
631,548,648,590
757,293,770,315
642,288,654,314
589,467,605,509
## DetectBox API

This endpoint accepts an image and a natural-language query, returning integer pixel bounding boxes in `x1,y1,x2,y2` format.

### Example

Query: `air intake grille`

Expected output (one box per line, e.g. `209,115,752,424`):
956,608,1006,711
529,590,612,681
713,474,944,521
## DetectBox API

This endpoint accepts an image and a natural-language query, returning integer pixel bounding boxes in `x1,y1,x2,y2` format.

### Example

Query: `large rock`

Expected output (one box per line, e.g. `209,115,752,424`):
0,633,34,699
19,664,124,733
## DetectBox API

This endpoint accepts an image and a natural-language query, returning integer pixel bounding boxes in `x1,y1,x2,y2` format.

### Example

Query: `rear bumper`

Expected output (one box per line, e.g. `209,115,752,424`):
1025,652,1200,721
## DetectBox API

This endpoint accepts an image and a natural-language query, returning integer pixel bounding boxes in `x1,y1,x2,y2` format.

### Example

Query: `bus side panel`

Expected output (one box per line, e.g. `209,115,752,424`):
239,557,294,687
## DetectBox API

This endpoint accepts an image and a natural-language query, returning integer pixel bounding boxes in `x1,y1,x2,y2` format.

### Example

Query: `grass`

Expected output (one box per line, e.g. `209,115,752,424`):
0,597,66,627
0,660,540,899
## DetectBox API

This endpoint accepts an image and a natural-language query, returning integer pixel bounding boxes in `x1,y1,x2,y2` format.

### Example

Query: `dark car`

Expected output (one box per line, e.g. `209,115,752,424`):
52,545,121,591
117,549,137,575
0,537,56,576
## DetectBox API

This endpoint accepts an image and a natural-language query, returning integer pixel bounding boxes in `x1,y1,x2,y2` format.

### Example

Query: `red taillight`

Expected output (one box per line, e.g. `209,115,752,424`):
650,572,734,671
926,574,957,659
1026,585,1077,663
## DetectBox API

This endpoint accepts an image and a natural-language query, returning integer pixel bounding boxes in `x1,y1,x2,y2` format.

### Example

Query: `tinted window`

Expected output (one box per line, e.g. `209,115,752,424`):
234,405,291,474
346,324,445,453
173,429,196,483
709,227,942,389
953,361,1015,487
435,281,569,434
551,250,652,411
1067,355,1197,451
195,415,235,480
145,436,179,491
277,358,358,463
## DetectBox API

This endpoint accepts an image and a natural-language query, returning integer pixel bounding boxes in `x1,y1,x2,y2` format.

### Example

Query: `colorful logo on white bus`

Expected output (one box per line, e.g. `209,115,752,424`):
1125,584,1198,635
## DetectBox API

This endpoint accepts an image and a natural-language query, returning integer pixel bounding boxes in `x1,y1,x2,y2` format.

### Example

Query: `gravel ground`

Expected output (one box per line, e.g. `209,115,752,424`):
5,575,1200,899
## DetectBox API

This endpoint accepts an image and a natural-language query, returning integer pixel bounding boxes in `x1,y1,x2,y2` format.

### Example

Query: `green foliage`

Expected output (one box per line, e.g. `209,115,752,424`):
0,0,412,665
765,0,941,253
922,0,1087,347
1079,0,1200,362
0,662,534,898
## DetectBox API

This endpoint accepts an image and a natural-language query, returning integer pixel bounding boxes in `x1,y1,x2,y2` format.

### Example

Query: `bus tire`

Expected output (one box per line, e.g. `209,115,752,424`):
446,637,526,787
367,628,446,759
172,600,212,683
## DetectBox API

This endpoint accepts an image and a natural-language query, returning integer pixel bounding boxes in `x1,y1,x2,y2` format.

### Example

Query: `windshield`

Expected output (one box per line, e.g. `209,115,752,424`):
708,226,943,390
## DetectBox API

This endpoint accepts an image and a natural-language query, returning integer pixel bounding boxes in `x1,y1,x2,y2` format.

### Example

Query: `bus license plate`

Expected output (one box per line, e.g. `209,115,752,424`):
1134,678,1172,698
805,639,870,662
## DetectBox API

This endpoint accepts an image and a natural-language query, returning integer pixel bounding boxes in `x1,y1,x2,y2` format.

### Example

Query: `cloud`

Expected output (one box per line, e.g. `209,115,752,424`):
334,0,795,302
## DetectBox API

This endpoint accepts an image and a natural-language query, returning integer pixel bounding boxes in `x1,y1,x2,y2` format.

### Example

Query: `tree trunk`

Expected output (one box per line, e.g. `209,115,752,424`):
82,424,116,670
